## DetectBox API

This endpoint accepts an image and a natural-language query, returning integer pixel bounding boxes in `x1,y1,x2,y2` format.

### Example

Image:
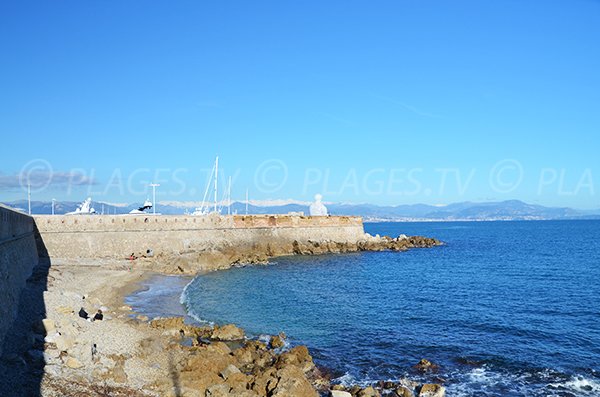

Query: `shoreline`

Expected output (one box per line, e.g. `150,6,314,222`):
0,236,445,397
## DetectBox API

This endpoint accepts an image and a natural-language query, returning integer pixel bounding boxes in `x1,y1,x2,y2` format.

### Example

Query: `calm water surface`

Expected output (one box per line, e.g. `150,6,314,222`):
130,221,600,396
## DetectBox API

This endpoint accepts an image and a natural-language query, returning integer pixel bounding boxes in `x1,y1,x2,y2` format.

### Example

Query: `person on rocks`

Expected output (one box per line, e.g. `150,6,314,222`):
93,309,103,321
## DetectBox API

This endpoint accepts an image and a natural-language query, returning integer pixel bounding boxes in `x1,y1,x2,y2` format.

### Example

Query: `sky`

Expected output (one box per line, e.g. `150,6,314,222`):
1,0,599,209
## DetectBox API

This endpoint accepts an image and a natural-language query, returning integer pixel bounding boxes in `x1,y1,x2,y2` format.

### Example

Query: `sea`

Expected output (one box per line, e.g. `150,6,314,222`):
126,220,600,396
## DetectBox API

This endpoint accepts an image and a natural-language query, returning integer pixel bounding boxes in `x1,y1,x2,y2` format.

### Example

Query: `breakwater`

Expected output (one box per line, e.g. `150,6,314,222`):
0,205,39,357
32,214,365,261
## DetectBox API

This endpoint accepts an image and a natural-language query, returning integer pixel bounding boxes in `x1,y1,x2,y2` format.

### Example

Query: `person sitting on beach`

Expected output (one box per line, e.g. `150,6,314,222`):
78,307,89,319
129,253,137,261
93,309,103,321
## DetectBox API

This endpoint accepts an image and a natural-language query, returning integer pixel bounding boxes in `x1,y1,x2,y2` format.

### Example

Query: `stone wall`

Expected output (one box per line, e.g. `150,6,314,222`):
0,205,39,357
32,214,365,260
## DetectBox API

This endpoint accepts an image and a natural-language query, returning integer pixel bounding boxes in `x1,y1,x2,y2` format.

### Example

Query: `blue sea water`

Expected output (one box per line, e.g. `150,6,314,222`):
131,221,600,396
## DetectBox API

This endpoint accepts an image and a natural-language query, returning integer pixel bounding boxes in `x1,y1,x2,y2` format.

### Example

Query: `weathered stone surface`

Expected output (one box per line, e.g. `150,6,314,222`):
220,364,241,380
270,365,318,397
396,386,415,397
275,345,315,373
205,383,231,397
211,324,245,341
358,386,381,397
330,390,352,397
418,384,445,397
270,334,285,349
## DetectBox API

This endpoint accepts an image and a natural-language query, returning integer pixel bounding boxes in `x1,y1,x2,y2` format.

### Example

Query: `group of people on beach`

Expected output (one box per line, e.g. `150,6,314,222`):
78,308,103,322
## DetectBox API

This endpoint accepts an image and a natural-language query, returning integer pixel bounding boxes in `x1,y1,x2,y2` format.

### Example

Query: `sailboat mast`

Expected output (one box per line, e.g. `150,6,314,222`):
214,156,219,213
245,189,248,215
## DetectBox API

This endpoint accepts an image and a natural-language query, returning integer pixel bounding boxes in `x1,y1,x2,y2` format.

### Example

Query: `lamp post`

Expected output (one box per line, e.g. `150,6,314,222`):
149,183,160,215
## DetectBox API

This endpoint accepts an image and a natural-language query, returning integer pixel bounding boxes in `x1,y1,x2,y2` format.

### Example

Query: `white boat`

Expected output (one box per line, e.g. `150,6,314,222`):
129,199,154,214
66,198,96,215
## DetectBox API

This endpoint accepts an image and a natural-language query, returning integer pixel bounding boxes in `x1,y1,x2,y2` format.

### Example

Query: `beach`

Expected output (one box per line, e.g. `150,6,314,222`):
0,235,445,397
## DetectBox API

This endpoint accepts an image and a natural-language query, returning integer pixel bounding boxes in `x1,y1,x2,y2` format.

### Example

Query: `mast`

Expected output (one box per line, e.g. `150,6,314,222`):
214,156,219,213
245,189,249,215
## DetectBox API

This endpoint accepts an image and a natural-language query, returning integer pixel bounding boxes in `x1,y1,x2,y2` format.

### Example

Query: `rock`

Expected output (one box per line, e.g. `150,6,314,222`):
42,318,56,334
331,384,346,391
270,334,285,349
64,356,83,369
270,365,318,397
137,315,149,322
414,359,438,373
220,364,241,380
275,345,315,373
205,383,231,397
208,341,232,355
418,384,445,397
358,386,380,397
396,386,415,397
331,391,352,397
211,324,245,341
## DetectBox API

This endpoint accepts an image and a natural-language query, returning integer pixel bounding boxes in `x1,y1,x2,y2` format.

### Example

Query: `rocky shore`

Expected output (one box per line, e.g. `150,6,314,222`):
148,234,442,275
0,234,444,397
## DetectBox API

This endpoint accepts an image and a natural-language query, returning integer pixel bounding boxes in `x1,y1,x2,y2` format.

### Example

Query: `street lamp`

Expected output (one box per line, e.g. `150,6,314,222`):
149,183,160,215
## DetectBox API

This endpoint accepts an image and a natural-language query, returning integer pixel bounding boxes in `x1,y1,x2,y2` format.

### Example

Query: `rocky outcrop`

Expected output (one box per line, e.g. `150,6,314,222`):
150,234,443,275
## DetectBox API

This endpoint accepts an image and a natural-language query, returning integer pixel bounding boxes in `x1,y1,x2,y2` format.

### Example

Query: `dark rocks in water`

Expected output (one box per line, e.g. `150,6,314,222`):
414,358,439,373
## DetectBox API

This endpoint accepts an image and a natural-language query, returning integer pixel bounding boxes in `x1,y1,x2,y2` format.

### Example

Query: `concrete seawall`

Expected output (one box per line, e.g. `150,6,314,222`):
0,205,39,357
33,214,365,260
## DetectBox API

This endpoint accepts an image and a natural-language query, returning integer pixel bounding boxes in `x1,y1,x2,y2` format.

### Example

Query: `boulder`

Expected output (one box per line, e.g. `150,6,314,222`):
205,383,231,397
331,390,352,397
211,324,245,341
418,384,445,397
358,386,380,397
275,345,315,373
414,359,438,373
270,365,318,397
270,334,285,349
396,386,415,397
220,364,241,380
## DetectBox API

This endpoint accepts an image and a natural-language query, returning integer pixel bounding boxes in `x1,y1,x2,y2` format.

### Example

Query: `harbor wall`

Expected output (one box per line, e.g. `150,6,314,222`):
32,214,365,260
0,205,39,357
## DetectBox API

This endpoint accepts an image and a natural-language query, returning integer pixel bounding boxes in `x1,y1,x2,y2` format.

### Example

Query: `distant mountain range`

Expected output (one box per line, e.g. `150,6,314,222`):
3,199,599,221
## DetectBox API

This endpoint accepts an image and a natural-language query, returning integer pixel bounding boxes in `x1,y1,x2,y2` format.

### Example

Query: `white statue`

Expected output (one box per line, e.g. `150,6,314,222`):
309,194,328,216
66,197,96,215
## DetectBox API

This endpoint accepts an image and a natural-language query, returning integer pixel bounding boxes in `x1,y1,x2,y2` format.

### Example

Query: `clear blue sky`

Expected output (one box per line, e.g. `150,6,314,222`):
1,0,599,208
